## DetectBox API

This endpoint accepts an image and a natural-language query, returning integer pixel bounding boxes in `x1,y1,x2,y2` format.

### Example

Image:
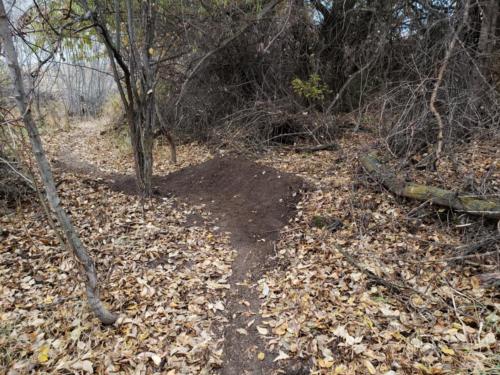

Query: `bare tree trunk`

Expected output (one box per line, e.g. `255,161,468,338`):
0,0,117,325
128,110,154,196
477,0,498,64
474,0,499,90
81,0,156,196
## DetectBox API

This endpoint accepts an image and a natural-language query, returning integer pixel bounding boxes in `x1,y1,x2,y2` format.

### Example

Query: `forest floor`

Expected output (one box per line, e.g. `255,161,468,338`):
1,118,499,374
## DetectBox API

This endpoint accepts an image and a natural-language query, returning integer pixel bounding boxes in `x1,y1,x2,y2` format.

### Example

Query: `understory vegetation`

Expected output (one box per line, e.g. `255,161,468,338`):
1,0,499,374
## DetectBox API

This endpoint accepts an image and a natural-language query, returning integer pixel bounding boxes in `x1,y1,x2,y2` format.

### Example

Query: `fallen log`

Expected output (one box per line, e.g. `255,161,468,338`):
360,153,500,219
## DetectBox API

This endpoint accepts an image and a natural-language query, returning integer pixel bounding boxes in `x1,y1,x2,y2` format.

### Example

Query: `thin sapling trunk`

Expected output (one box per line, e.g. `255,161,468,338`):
0,0,117,325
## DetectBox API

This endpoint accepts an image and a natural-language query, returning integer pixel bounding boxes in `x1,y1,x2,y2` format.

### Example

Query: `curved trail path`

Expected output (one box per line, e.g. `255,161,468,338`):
54,122,307,374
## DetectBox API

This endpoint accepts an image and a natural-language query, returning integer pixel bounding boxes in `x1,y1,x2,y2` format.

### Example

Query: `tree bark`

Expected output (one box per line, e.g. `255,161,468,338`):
0,0,117,324
477,0,498,66
473,0,499,92
128,109,154,196
360,153,500,219
82,0,156,196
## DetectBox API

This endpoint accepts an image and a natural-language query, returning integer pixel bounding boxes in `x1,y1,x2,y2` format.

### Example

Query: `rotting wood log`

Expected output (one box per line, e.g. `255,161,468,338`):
360,153,500,219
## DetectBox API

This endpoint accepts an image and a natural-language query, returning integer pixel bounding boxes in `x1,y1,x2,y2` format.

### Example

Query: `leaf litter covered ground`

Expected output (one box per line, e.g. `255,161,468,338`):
1,119,499,374
256,136,499,374
1,172,235,373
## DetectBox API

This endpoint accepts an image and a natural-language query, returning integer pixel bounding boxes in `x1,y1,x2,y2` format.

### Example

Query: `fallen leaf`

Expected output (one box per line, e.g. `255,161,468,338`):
273,351,290,362
274,322,288,336
150,353,162,366
318,358,334,368
37,345,50,364
71,360,94,373
415,363,430,374
214,301,225,311
440,345,455,356
380,305,400,317
257,326,269,335
471,276,480,290
364,360,376,374
262,283,270,297
476,332,496,349
236,328,248,335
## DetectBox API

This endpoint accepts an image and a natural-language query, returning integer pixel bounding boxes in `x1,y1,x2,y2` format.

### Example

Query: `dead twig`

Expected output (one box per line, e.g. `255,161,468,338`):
0,156,35,189
455,234,500,256
334,245,409,293
292,142,338,153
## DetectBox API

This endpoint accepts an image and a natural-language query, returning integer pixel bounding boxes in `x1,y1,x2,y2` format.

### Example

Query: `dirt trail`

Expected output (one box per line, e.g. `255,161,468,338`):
149,157,305,374
55,130,306,374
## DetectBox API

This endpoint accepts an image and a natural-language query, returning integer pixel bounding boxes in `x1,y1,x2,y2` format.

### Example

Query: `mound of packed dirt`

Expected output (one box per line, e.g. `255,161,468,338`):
111,156,306,244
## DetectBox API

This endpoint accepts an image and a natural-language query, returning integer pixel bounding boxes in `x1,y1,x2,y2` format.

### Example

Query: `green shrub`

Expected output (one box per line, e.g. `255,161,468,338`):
291,74,330,102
